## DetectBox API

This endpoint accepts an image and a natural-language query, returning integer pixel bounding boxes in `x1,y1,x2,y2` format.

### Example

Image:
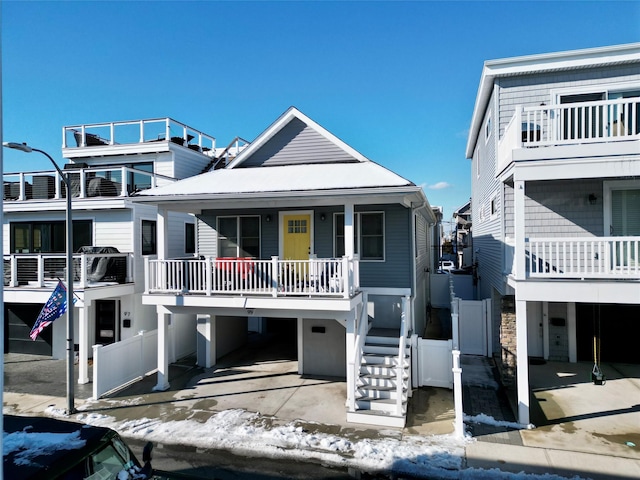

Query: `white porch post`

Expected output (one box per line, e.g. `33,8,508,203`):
567,302,577,363
77,303,90,384
297,318,304,375
542,302,550,360
196,314,216,368
153,310,171,391
515,298,530,425
157,207,169,261
514,179,526,280
345,308,356,411
344,202,354,259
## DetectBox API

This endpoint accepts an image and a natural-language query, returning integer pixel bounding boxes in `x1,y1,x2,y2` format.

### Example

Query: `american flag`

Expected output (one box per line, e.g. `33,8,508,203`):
30,281,72,341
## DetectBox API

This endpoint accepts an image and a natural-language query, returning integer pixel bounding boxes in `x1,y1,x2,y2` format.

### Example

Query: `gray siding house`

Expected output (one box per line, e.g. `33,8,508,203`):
134,107,437,427
466,43,640,425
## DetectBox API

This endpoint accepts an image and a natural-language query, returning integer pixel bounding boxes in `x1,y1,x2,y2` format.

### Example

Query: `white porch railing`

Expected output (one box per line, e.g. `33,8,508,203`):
498,96,640,172
63,117,216,153
3,252,133,288
145,256,360,298
527,236,640,279
348,291,370,412
93,330,158,399
3,166,176,202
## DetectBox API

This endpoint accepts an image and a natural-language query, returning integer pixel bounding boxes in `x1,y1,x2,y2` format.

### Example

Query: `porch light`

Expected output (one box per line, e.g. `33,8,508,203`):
265,215,271,223
588,194,598,205
2,141,76,415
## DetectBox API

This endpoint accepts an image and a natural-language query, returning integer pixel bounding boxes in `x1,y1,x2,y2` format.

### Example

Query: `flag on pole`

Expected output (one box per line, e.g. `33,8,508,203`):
29,281,73,341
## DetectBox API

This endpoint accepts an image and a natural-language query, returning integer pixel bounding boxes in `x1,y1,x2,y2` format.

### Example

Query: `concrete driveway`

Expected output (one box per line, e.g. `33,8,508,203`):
523,360,640,459
4,332,455,436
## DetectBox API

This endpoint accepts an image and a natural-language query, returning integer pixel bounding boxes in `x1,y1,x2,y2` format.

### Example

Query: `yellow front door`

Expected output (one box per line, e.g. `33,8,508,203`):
283,214,311,260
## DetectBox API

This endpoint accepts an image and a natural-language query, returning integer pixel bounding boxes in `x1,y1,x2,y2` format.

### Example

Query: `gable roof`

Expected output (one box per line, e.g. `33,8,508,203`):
134,107,434,221
465,42,640,158
227,106,369,168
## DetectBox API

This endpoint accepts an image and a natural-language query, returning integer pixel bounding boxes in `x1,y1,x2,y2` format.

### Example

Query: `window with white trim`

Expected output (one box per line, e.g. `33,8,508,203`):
334,212,385,261
142,220,157,255
217,216,260,258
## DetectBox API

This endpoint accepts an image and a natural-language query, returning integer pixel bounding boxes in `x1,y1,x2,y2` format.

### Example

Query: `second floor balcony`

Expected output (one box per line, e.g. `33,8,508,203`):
3,165,175,202
498,96,640,174
145,256,360,300
506,236,640,281
4,249,134,289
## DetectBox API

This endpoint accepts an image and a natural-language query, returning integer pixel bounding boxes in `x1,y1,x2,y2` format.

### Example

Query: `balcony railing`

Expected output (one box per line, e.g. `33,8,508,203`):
3,166,175,201
145,256,360,299
498,97,640,172
4,252,134,288
63,117,216,154
515,237,640,280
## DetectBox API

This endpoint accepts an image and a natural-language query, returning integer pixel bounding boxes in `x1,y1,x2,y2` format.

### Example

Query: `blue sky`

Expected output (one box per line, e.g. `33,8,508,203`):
2,1,639,222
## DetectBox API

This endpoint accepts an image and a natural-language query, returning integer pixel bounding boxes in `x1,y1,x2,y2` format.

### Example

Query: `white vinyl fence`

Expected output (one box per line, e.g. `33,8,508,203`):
93,330,158,399
416,338,453,389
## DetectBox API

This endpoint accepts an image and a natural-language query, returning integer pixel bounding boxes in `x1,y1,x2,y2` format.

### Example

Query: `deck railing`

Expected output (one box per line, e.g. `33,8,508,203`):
3,166,175,201
63,117,216,153
145,256,360,299
498,96,640,172
3,252,134,288
524,236,640,279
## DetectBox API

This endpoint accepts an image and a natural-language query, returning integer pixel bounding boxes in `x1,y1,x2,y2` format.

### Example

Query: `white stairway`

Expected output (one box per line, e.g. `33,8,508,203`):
347,328,411,428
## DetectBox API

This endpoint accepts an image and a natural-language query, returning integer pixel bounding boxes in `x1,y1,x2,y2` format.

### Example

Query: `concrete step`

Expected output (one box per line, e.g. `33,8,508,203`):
356,397,407,415
347,409,406,428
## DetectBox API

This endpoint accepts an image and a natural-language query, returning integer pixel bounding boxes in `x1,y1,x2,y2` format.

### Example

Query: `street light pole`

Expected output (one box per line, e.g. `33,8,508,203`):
2,142,75,415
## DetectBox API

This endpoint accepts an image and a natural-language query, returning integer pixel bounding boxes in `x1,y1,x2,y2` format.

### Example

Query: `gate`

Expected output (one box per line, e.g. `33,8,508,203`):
458,298,491,356
416,338,453,389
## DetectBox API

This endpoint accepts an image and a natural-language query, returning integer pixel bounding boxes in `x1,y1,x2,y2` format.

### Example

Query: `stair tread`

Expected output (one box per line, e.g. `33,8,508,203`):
368,328,400,337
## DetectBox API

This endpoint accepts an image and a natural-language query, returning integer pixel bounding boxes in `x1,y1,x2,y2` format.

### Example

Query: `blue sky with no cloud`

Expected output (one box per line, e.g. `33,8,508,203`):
2,1,639,220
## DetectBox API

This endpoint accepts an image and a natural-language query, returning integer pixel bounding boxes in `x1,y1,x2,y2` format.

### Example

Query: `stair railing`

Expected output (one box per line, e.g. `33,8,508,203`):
395,295,410,416
349,291,369,412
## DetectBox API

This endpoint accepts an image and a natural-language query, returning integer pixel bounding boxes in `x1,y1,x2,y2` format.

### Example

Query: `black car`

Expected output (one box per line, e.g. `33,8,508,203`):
3,415,195,480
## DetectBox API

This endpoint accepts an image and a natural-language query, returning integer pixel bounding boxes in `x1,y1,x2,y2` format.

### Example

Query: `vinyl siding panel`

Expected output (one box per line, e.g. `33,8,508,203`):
196,204,412,289
240,118,357,167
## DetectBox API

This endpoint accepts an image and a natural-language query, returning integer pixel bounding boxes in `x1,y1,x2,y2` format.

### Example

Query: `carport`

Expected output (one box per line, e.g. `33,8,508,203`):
523,360,640,459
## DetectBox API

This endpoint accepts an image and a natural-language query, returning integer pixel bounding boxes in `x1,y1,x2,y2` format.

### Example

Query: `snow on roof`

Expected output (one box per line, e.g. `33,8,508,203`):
138,161,415,198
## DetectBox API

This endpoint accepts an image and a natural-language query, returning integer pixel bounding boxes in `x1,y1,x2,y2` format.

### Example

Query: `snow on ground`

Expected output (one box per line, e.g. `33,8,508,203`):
35,404,587,480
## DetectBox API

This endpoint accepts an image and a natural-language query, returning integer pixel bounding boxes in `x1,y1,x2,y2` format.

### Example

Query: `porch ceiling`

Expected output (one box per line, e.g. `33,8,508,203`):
508,277,640,304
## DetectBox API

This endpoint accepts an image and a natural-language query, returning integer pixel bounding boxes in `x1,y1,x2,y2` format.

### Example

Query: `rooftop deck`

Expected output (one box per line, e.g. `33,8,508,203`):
62,117,216,154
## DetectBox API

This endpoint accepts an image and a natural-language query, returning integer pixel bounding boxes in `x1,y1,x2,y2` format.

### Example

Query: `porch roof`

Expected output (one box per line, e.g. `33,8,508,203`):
132,161,433,217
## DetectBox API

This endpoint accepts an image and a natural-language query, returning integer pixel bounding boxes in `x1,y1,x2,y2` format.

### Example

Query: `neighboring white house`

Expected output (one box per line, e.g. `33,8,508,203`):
133,107,439,427
3,118,229,385
466,43,640,424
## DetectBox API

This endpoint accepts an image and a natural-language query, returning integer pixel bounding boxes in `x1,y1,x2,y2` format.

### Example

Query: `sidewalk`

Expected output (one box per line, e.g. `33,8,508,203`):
5,349,640,479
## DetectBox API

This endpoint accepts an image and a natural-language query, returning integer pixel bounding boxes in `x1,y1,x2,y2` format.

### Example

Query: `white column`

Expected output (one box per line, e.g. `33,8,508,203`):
345,308,356,411
514,179,526,280
515,298,530,425
542,302,550,360
157,207,169,261
344,202,354,259
77,303,90,384
153,310,171,391
567,302,577,363
196,314,216,368
297,318,304,375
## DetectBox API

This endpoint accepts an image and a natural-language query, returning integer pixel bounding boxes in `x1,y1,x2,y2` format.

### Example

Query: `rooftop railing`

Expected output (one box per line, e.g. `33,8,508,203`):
63,118,216,154
3,165,175,201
